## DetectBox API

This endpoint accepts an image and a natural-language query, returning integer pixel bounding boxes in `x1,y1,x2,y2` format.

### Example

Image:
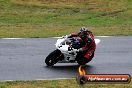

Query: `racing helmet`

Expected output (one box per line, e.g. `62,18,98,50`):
79,27,88,40
80,27,87,33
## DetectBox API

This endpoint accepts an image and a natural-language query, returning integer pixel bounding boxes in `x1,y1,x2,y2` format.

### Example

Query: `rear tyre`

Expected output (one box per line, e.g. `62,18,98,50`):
77,58,88,65
45,49,64,66
76,52,94,65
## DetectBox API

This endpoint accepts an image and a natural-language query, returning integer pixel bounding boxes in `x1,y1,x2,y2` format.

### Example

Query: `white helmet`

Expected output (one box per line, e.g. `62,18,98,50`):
80,27,88,33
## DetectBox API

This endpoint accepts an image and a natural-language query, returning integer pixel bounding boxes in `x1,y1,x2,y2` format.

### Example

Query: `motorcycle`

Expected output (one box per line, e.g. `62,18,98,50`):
45,35,100,66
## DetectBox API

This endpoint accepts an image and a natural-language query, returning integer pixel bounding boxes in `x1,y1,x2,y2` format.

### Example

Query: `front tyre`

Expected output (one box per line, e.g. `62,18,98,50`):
45,49,64,66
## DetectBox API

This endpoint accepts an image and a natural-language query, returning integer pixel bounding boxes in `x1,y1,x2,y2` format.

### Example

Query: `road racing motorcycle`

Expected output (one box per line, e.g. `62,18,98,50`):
45,35,100,66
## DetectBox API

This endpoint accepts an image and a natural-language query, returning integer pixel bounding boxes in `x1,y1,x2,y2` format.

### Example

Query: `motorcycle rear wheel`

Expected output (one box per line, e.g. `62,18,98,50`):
76,52,94,65
45,49,64,66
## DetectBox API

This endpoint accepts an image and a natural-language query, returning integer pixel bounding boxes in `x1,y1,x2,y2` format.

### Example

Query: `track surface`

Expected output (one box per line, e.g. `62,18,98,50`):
0,37,132,80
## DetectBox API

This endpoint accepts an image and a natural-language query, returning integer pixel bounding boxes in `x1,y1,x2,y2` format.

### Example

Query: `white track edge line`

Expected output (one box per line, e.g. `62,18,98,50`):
52,36,111,38
1,38,23,39
0,36,111,39
0,78,74,82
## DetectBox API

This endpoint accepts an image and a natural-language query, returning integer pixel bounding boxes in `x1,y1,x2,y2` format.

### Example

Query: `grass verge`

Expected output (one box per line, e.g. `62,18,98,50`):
0,24,132,38
0,78,131,88
0,0,131,38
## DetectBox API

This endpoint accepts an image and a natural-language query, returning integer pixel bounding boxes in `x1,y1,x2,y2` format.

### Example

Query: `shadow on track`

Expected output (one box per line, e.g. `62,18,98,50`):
44,64,95,75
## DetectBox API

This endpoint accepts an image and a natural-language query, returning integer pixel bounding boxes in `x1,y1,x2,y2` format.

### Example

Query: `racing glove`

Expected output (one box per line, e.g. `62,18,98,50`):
75,48,83,53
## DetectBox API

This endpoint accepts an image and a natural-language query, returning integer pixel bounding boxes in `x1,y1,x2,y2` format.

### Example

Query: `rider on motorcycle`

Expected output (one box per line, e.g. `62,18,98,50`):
69,27,96,64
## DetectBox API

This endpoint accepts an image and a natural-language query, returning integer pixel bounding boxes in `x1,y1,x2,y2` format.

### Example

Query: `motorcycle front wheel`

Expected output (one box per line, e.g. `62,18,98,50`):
45,49,64,66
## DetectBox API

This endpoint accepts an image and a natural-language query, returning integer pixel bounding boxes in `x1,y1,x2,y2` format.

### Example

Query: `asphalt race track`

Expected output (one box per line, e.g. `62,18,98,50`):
0,37,132,80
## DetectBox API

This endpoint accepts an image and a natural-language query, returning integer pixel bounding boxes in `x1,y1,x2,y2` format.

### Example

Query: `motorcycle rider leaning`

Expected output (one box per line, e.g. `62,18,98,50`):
68,27,96,65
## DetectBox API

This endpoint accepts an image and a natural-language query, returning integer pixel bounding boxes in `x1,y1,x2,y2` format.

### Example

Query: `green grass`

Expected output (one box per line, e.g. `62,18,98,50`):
0,78,132,88
0,1,131,87
0,0,132,38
